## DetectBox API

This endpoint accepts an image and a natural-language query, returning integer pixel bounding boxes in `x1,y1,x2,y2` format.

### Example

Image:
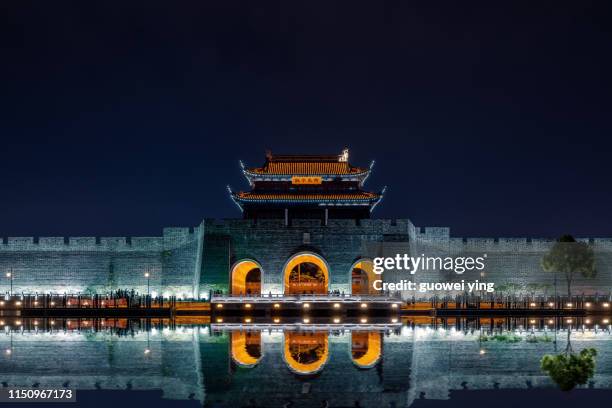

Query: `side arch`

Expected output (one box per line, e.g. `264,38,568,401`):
350,332,382,368
282,252,330,295
230,259,263,295
231,331,262,367
350,259,378,295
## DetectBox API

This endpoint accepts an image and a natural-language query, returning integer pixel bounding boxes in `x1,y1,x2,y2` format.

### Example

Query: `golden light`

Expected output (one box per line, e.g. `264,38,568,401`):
391,303,399,309
33,320,38,325
566,303,573,307
604,319,610,324
216,318,223,323
244,318,252,323
34,301,38,305
566,319,573,323
0,321,4,325
360,303,368,308
391,318,398,323
548,319,555,324
303,318,310,323
274,303,281,308
360,318,368,323
548,302,554,307
0,301,4,306
333,318,340,323
15,320,21,326
585,319,591,324
15,301,21,306
50,301,55,306
216,304,223,308
529,302,536,307
333,303,341,308
530,319,536,324
245,304,252,309
585,302,591,307
273,318,280,323
303,303,310,308
50,321,55,326
604,303,610,308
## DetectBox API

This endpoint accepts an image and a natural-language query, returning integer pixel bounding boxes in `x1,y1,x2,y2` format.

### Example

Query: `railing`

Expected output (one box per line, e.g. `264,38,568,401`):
211,292,403,303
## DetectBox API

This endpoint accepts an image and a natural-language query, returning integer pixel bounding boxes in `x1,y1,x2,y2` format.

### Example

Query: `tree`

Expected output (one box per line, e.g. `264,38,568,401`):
541,235,596,297
541,331,597,391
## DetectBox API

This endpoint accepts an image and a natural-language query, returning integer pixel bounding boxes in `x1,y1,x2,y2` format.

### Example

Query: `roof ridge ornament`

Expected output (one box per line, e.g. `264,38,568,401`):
339,147,349,162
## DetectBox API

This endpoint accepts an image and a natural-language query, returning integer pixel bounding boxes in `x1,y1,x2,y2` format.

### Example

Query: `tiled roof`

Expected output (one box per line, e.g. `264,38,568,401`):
234,191,380,201
248,162,367,175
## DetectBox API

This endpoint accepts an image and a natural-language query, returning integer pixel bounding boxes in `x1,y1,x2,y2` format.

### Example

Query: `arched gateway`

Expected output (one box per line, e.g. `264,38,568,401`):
230,259,262,295
283,252,329,295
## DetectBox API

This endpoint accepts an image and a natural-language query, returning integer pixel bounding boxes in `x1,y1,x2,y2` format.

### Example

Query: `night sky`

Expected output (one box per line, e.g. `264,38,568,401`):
1,1,611,238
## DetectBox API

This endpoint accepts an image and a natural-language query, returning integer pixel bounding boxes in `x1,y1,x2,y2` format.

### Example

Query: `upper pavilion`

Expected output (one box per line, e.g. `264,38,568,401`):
229,148,384,222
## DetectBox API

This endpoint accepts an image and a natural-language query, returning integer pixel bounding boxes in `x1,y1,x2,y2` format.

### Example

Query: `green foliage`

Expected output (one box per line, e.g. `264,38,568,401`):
526,334,553,343
479,333,522,343
541,348,597,391
541,235,596,296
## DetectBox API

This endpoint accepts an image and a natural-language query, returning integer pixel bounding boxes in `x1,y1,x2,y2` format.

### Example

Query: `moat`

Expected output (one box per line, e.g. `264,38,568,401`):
1,317,611,408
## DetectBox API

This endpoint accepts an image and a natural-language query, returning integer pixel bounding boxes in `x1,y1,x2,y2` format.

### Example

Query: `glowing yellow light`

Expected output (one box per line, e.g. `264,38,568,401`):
548,319,554,324
0,301,4,306
566,303,573,307
530,319,536,324
391,303,399,309
360,318,368,323
529,303,536,307
333,318,340,323
548,302,554,307
50,321,55,325
585,302,591,307
479,349,486,355
604,303,610,308
274,303,281,308
244,318,252,323
303,303,310,308
15,301,21,306
273,318,280,323
245,304,252,309
360,303,367,308
585,319,591,324
566,319,572,323
604,319,610,324
50,301,55,306
33,320,38,325
391,318,398,323
0,321,4,325
303,318,310,323
34,301,38,305
333,303,341,308
216,304,223,308
216,318,223,323
15,320,21,326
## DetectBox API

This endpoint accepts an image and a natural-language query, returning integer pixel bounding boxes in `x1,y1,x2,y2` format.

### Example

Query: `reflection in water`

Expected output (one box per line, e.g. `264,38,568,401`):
0,318,611,407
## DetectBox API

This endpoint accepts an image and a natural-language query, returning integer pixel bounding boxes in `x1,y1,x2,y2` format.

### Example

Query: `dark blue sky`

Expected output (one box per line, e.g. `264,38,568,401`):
1,1,611,238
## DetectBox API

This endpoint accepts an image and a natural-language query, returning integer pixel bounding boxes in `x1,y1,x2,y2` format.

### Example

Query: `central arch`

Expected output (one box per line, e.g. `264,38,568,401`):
231,259,263,295
350,259,378,295
283,332,329,375
283,252,329,295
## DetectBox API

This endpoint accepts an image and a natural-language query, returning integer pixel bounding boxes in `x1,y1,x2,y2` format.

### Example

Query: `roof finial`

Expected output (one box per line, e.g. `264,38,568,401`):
265,149,272,160
339,147,349,162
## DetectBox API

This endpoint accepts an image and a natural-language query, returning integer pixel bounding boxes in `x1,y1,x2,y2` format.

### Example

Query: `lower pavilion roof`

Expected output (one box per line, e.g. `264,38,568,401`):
232,191,382,205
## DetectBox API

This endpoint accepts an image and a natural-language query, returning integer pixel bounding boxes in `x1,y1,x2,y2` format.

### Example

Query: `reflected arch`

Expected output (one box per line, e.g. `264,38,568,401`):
231,331,262,367
350,259,378,295
350,332,382,368
231,259,263,295
283,252,329,295
283,332,329,375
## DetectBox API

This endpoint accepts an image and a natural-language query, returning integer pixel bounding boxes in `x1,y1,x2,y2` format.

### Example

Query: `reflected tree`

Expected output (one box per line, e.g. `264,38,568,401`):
540,330,597,391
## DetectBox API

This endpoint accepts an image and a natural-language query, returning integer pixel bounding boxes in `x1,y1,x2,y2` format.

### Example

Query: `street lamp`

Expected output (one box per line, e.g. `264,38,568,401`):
6,271,12,296
144,272,150,297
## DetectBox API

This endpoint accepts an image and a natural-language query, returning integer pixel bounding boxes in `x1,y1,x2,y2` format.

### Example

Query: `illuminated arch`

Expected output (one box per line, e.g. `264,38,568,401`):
283,332,329,375
350,259,378,295
231,331,262,367
231,259,263,295
351,332,382,368
283,252,329,295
